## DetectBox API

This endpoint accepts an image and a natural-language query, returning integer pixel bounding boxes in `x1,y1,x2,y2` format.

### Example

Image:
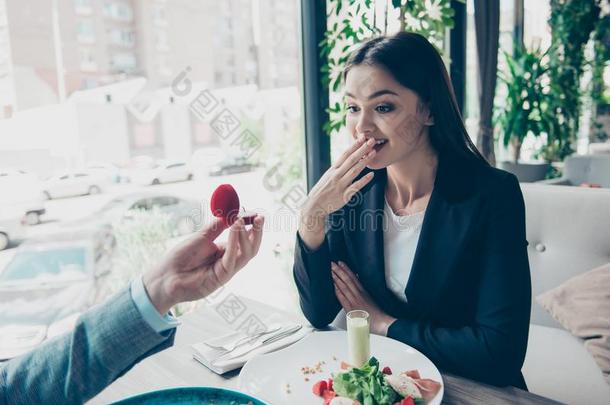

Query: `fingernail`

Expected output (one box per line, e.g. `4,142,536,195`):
338,261,345,267
366,138,375,145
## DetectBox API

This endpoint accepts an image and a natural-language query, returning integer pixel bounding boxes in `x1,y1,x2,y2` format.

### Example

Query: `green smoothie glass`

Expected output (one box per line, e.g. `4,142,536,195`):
346,310,370,367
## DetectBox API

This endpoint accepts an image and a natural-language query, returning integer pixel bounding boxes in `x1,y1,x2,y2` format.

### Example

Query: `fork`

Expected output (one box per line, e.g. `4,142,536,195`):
203,323,281,352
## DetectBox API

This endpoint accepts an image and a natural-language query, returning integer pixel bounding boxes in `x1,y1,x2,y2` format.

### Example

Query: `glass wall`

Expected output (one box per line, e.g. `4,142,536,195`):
0,0,307,341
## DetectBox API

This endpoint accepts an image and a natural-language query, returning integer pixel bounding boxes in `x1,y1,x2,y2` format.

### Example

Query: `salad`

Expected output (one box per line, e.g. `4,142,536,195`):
311,357,441,405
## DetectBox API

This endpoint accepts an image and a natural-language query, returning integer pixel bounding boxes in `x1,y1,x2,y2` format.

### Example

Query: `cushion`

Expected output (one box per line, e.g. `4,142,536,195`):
523,324,610,405
536,262,610,384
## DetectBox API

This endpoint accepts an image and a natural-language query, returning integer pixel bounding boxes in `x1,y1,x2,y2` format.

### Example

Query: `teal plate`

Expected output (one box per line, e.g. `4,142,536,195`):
110,387,267,405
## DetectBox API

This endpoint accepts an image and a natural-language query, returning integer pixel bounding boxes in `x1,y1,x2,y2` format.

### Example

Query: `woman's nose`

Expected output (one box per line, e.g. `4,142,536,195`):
355,111,375,136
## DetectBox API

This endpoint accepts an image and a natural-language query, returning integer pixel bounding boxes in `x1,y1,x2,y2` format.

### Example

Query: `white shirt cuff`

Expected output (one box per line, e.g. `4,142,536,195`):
130,276,180,333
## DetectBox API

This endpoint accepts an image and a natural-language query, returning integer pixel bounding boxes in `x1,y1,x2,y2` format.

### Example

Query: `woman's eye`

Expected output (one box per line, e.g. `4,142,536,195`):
375,104,394,113
346,105,359,113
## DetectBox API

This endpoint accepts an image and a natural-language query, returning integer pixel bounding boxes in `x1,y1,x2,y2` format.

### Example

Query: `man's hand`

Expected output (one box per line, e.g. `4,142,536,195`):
143,215,264,315
331,261,396,335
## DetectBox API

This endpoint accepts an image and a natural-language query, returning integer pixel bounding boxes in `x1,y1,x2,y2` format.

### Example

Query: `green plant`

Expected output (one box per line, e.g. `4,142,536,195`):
106,209,173,293
496,45,552,163
545,0,602,161
320,0,463,137
589,14,610,142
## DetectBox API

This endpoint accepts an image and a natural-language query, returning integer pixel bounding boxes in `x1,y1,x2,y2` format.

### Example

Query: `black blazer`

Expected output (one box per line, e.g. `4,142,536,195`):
293,153,532,389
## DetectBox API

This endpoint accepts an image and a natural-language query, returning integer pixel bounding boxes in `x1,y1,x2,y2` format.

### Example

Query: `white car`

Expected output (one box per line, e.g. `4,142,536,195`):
129,161,193,186
0,204,26,251
192,147,225,180
42,172,108,200
86,163,125,184
0,229,114,360
0,168,46,225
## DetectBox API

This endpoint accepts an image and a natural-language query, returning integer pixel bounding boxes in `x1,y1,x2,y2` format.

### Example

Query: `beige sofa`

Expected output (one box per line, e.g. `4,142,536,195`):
521,183,610,405
540,154,610,187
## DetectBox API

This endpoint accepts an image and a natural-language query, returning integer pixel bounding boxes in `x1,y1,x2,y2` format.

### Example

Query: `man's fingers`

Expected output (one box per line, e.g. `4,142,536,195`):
248,215,264,255
236,219,252,259
198,217,228,243
221,221,240,273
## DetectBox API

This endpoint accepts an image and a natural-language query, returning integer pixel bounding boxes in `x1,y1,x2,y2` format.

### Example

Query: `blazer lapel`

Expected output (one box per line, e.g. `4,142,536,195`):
405,155,478,318
347,156,479,318
349,169,388,304
349,169,413,316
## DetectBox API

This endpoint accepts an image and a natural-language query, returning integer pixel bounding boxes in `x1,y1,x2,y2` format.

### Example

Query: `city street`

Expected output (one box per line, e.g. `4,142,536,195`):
0,169,304,313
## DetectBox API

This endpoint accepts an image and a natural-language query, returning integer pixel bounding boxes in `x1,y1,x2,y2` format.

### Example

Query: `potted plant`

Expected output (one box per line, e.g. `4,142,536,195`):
495,45,552,182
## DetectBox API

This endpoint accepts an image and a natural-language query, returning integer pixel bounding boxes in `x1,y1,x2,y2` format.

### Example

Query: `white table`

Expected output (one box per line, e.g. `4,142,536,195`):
89,296,561,405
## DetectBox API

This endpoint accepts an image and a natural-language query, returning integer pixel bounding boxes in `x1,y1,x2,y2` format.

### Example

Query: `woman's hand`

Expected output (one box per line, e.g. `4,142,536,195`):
302,136,377,221
143,216,264,315
298,137,377,251
331,261,396,336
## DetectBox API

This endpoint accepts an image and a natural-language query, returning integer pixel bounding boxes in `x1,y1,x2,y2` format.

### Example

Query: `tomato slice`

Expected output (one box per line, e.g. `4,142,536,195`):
312,380,328,396
401,397,415,405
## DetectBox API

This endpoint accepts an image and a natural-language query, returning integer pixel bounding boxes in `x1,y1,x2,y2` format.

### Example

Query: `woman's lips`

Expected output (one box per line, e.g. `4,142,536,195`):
372,139,388,153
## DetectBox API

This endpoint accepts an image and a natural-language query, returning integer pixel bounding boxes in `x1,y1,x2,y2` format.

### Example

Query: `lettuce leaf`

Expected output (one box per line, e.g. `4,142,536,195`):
333,357,399,405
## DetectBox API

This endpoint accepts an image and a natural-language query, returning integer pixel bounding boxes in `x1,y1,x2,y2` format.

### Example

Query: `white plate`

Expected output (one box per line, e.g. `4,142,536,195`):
239,330,444,405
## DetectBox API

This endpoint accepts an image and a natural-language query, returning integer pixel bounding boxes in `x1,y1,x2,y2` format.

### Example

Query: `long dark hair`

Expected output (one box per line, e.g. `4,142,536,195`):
344,31,488,165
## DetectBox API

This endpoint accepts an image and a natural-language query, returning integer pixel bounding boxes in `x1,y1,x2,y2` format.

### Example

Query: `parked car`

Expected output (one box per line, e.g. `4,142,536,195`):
42,172,109,200
209,157,257,176
86,163,126,184
129,161,193,186
0,229,115,360
192,147,225,180
0,168,46,225
73,192,201,236
0,204,26,251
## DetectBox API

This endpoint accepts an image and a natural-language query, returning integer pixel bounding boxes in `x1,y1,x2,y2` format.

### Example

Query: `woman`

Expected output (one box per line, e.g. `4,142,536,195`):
293,32,531,389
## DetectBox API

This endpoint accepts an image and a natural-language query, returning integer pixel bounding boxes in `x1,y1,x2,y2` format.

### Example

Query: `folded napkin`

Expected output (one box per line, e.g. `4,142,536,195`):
192,322,312,374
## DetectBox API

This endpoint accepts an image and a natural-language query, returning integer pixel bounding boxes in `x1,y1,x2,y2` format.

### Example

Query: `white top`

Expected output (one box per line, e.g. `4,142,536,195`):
383,198,425,303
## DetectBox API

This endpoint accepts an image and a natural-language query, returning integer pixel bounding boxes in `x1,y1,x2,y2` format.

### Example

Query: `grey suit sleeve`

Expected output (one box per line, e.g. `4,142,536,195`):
0,287,176,405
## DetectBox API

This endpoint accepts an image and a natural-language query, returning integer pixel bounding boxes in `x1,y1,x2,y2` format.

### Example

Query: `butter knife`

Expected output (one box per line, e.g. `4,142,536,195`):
213,324,302,363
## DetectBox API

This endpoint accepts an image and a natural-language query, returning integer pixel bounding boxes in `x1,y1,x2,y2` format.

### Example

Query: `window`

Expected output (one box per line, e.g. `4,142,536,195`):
74,0,93,15
109,28,135,47
131,199,152,211
103,2,133,22
153,4,168,26
151,196,178,207
79,48,97,71
2,0,307,318
464,0,516,149
0,247,88,283
110,52,137,72
77,20,96,43
524,1,551,50
155,30,169,51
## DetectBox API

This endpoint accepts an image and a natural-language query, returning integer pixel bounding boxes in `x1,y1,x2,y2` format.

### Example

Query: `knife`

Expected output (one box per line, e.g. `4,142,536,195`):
212,324,303,363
